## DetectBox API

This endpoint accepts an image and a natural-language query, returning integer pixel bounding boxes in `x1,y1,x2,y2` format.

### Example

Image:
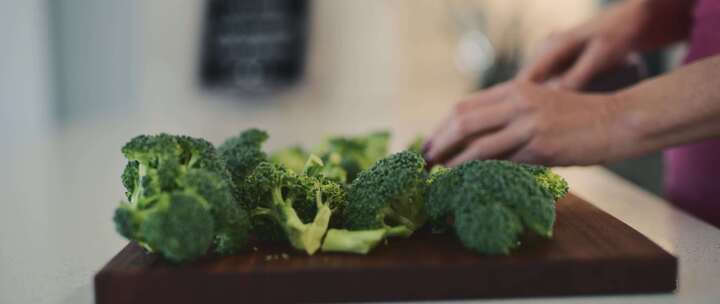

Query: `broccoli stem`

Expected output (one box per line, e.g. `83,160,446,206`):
269,187,329,255
130,163,147,204
321,228,387,254
383,208,417,232
320,224,413,255
384,225,413,238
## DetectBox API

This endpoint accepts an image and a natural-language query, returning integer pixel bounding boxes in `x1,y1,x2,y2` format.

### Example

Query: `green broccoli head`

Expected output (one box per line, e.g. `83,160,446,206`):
179,169,251,255
302,154,347,184
521,164,569,201
343,151,427,234
427,165,450,185
292,168,347,227
121,133,183,166
115,192,215,263
364,131,391,163
313,131,390,182
121,161,139,200
424,164,453,233
121,134,183,202
433,160,555,238
115,133,252,261
120,133,233,202
270,146,309,174
139,192,215,263
218,128,269,187
406,135,424,154
243,162,339,254
176,135,233,178
454,202,523,255
113,202,141,240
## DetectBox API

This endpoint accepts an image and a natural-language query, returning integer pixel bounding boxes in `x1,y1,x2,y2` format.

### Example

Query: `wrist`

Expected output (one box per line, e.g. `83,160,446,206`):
604,88,650,161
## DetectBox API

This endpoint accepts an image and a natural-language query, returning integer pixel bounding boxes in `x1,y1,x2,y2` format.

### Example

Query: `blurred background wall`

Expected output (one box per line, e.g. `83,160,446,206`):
3,0,680,198
8,0,599,146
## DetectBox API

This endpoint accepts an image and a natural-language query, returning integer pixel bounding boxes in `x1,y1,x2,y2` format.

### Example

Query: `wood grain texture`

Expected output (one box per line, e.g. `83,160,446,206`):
95,194,677,303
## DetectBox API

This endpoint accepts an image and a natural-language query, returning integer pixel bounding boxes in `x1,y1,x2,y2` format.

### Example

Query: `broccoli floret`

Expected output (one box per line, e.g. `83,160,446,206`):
364,131,391,163
424,164,452,233
244,162,344,255
313,131,390,182
441,160,555,237
406,135,424,154
115,133,251,261
121,134,183,202
113,202,140,240
121,161,139,200
302,153,347,186
218,129,269,191
177,135,233,180
270,146,308,174
299,156,348,228
454,202,523,255
321,151,427,254
427,160,556,255
121,134,183,167
114,192,215,263
121,134,233,202
521,164,569,201
427,164,450,185
179,169,251,255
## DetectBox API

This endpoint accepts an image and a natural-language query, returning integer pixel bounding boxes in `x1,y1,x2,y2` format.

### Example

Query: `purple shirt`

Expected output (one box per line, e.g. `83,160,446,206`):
664,0,720,227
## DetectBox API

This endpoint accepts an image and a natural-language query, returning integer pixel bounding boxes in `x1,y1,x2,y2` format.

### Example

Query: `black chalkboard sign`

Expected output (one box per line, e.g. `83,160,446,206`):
200,0,309,95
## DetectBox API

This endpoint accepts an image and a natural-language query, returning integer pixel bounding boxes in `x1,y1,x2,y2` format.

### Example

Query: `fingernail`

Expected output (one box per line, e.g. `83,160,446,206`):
422,141,432,154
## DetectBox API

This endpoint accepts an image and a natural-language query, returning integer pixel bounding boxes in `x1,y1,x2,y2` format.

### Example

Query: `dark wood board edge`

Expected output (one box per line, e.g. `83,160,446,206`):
95,247,676,304
95,194,678,304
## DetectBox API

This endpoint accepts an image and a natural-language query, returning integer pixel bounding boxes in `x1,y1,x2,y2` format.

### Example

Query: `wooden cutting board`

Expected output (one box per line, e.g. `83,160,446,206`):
95,194,677,303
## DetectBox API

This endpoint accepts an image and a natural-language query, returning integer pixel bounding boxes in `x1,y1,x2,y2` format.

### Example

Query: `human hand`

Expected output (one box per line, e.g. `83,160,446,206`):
424,81,622,167
518,0,650,89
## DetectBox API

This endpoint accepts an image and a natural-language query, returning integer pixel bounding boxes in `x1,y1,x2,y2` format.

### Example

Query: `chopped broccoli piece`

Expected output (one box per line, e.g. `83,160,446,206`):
322,151,427,254
244,162,344,255
454,202,523,255
115,192,215,263
424,164,452,233
427,164,450,185
302,153,347,185
218,129,269,195
406,135,424,154
114,133,251,262
121,161,139,200
313,131,390,182
139,192,215,262
179,169,250,255
427,160,557,255
321,228,387,254
521,164,569,201
270,146,308,174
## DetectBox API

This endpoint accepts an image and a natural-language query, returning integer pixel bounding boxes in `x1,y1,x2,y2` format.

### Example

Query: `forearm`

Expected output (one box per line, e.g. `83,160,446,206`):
609,55,720,160
615,0,695,51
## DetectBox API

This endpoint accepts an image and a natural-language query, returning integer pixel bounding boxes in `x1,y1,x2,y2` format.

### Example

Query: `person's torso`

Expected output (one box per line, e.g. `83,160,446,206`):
665,0,720,227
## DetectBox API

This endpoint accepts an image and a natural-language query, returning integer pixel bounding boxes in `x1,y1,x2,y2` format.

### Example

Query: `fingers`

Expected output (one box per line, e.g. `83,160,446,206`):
425,83,512,151
425,92,515,164
560,41,613,89
445,121,532,167
518,33,584,83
